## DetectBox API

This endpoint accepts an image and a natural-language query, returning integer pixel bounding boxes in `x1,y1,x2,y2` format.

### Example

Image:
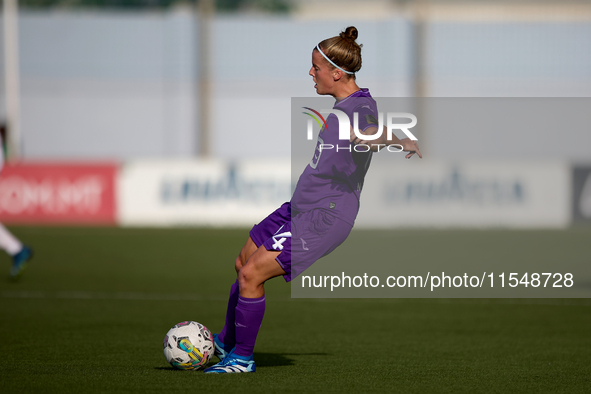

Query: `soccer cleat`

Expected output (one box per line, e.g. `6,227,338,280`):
10,246,33,279
212,333,230,361
203,349,256,374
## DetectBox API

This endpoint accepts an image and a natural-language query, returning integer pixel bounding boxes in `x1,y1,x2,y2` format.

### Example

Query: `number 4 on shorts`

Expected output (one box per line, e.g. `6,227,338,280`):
272,232,291,251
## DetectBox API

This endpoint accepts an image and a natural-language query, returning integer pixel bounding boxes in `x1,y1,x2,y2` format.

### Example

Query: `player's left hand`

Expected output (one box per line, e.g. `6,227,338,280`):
350,126,423,159
399,138,422,159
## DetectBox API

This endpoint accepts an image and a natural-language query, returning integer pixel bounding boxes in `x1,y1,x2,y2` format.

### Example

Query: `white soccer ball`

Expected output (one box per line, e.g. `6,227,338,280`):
163,321,214,370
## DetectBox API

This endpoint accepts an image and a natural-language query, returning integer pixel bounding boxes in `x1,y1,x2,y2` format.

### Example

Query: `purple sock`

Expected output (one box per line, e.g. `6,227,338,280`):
234,295,266,357
217,280,239,349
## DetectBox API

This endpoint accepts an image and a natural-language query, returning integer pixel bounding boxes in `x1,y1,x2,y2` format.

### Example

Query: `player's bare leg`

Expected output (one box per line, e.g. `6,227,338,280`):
214,236,272,362
205,247,285,374
233,245,283,352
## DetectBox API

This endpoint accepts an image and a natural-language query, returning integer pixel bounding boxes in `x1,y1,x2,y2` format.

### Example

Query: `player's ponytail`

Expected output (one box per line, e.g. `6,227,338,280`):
316,26,362,78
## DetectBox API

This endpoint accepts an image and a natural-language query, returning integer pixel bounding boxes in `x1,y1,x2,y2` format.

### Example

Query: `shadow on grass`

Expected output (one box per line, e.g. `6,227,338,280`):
254,352,329,368
154,367,188,372
155,352,328,371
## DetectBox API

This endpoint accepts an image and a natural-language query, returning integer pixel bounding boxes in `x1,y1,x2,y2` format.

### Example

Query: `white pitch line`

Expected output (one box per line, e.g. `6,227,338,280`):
1,291,589,306
0,290,230,302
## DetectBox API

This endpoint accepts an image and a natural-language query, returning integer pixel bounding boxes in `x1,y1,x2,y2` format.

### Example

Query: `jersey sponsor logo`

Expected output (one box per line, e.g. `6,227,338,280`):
310,136,324,169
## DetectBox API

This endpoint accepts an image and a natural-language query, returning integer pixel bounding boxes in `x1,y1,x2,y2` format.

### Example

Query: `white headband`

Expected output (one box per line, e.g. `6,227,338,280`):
316,44,355,75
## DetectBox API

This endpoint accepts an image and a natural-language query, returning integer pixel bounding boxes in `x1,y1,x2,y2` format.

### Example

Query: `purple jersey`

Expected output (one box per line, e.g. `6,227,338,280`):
291,88,378,226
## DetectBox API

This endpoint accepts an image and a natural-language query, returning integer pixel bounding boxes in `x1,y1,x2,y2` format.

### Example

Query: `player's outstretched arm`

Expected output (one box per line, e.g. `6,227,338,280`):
349,126,422,158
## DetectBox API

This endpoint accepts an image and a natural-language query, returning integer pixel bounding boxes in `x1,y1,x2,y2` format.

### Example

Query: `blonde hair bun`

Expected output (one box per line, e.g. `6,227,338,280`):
340,26,358,42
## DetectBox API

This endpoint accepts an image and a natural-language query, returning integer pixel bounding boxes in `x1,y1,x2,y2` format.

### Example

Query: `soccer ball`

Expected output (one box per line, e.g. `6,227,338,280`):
163,321,214,370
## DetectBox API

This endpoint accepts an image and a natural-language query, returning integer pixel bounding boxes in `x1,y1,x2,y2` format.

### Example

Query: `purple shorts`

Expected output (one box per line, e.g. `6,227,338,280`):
249,202,353,282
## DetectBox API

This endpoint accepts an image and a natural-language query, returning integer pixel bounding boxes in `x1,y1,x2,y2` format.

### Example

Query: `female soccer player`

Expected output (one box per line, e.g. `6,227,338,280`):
203,26,421,374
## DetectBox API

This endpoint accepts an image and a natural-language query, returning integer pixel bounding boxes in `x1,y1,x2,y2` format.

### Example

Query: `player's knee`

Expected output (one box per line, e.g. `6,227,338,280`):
234,256,244,273
237,265,250,286
237,263,259,291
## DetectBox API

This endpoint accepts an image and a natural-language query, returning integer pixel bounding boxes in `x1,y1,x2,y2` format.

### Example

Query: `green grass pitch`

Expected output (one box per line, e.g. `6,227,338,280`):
0,227,590,393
